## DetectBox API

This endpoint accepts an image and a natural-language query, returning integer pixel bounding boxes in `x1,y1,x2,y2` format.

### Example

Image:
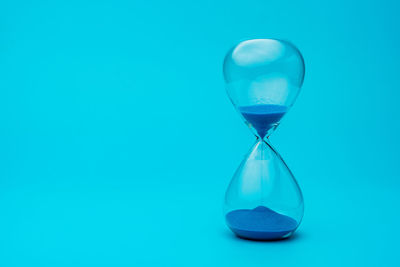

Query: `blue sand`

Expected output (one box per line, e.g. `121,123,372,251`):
226,206,298,240
239,105,287,138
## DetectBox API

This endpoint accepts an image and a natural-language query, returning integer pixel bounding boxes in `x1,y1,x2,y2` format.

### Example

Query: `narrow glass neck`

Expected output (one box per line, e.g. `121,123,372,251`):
248,138,272,161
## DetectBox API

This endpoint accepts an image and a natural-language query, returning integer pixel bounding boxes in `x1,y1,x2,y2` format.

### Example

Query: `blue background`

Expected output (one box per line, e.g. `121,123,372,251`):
1,0,399,266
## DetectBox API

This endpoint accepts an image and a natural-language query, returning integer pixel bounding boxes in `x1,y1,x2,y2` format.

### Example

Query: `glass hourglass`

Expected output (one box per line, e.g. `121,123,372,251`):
223,39,305,240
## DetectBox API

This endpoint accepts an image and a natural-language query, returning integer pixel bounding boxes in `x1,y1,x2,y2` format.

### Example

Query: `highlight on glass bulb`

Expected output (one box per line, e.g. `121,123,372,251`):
223,39,305,240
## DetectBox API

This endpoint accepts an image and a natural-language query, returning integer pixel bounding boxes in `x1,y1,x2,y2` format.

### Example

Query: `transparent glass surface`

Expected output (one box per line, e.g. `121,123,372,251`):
223,39,305,240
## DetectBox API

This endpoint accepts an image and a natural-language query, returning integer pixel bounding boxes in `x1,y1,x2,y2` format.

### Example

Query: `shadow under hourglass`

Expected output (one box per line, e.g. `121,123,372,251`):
222,228,306,243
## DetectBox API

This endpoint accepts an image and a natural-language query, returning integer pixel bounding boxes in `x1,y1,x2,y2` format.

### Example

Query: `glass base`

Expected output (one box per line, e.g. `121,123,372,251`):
229,227,296,241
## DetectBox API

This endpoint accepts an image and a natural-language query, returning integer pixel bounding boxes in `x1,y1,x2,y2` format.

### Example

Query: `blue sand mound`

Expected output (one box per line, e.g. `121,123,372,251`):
226,206,298,240
239,104,287,138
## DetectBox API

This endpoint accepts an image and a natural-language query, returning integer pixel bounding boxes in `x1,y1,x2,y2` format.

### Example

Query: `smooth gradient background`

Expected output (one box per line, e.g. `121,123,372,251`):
1,0,399,266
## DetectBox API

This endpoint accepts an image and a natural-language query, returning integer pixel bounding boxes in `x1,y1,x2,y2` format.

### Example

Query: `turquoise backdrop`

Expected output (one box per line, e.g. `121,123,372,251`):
1,0,399,266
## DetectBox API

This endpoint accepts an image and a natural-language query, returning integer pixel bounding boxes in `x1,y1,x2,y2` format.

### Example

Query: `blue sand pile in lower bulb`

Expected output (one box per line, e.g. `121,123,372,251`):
239,104,287,138
225,206,298,240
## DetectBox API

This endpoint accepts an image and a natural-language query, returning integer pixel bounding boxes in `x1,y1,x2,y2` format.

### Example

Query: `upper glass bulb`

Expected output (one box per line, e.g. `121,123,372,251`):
223,39,305,138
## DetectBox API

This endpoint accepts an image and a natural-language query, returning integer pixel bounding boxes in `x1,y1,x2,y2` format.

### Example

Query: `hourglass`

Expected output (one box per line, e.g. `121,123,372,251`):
223,39,305,240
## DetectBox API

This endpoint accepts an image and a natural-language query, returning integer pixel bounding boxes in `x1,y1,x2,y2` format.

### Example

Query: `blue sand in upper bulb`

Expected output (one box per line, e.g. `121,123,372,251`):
226,206,298,240
239,104,287,138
